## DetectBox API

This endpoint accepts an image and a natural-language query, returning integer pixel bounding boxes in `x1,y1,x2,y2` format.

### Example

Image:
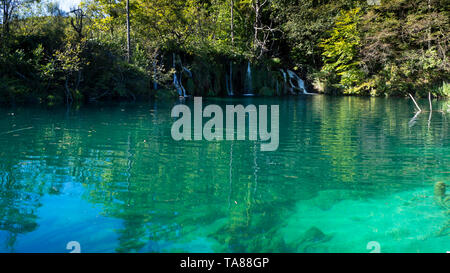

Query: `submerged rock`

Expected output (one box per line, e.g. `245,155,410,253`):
299,227,330,244
434,182,446,199
436,220,450,237
445,196,450,206
297,227,332,253
434,181,449,208
308,189,368,211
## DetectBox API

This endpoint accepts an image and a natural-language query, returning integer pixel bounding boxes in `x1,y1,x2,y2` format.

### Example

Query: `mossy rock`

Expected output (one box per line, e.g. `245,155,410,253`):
186,78,196,95
259,86,275,96
154,89,178,100
308,189,367,211
46,94,63,104
296,227,333,253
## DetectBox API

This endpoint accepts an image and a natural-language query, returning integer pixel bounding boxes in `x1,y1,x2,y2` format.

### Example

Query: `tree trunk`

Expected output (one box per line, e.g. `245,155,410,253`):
229,61,233,95
427,0,431,50
126,0,131,62
2,0,10,36
65,76,73,105
254,0,259,52
231,0,234,46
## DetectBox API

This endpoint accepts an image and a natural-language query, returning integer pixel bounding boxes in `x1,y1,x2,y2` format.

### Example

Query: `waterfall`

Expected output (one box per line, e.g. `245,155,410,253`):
225,63,234,96
247,62,252,92
153,60,158,90
172,53,181,96
181,66,192,97
244,62,253,96
280,69,287,95
173,73,185,97
286,69,307,94
172,53,192,97
229,61,234,96
225,74,230,95
280,69,286,82
297,78,306,94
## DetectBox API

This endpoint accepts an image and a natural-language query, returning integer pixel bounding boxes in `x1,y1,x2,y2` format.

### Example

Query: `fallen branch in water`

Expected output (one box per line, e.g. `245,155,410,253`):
428,92,433,112
0,126,33,135
408,111,421,128
408,93,422,112
407,93,444,128
428,92,432,129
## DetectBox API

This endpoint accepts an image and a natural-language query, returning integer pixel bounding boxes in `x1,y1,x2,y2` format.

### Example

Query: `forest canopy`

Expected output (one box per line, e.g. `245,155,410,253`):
0,0,449,104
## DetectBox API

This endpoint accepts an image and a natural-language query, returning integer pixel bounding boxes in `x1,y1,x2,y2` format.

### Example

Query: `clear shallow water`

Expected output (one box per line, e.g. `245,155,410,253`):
0,96,448,253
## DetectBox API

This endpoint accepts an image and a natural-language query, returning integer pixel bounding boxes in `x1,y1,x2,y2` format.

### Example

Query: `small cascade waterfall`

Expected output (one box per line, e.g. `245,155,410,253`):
173,73,185,97
275,80,279,95
298,78,306,93
280,69,287,95
153,60,158,90
286,69,308,94
243,62,253,96
182,66,192,78
229,61,234,96
172,53,192,97
226,74,230,95
226,62,234,96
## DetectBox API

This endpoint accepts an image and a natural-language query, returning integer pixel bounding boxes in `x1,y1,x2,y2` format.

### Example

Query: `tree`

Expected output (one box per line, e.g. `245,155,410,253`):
251,0,279,59
126,0,130,62
54,38,87,104
231,0,234,45
1,0,20,35
320,8,364,92
70,8,86,39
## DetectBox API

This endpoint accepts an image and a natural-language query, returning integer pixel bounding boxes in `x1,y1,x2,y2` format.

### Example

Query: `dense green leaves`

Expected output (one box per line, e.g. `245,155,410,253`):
274,0,449,97
320,8,364,93
0,0,448,104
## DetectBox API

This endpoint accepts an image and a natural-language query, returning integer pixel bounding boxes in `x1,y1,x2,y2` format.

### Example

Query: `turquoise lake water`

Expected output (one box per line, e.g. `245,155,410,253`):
0,95,448,252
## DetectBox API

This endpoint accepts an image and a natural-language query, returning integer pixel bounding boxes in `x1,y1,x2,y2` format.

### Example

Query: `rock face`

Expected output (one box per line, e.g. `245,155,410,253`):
297,227,332,253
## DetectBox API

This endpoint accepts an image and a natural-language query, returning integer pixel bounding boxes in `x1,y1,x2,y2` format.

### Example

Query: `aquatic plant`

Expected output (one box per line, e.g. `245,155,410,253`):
434,181,446,204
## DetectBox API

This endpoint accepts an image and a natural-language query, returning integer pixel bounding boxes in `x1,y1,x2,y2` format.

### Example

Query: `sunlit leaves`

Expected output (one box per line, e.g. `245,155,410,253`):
320,8,364,91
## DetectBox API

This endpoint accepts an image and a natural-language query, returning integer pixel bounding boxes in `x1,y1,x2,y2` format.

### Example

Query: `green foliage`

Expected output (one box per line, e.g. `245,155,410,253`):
274,0,449,97
259,86,275,96
273,0,361,68
320,8,365,93
434,82,450,98
0,76,30,103
0,0,448,103
54,38,86,74
359,0,449,97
